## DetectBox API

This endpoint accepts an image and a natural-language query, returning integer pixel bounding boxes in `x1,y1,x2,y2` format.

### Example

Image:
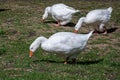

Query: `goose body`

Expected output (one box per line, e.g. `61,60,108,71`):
42,3,79,26
74,7,112,33
29,31,93,64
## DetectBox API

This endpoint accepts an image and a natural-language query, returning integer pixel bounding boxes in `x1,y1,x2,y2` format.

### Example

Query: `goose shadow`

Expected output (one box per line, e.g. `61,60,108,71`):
43,20,75,27
32,58,103,65
0,9,10,12
43,20,57,24
96,27,118,34
64,22,76,27
76,58,103,65
107,27,118,33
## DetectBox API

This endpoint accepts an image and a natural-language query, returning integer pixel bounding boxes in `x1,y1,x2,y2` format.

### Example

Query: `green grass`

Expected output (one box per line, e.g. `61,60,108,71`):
0,0,120,80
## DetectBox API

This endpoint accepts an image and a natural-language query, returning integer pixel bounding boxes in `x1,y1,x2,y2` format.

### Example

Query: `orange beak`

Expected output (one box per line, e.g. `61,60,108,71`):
29,51,33,57
41,19,45,22
74,30,78,33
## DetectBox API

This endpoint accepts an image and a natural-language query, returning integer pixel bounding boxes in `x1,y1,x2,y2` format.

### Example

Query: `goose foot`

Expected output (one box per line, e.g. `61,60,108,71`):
99,26,107,34
102,31,107,34
64,57,69,64
54,20,61,27
41,19,45,22
54,23,60,27
64,61,67,64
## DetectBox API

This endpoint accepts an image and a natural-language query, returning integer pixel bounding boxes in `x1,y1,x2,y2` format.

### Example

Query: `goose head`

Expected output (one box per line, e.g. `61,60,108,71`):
42,6,51,22
74,17,85,33
107,7,113,13
29,36,47,57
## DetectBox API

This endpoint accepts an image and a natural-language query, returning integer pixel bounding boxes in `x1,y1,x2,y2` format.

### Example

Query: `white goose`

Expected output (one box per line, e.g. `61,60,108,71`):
74,7,113,34
42,3,79,26
29,31,94,64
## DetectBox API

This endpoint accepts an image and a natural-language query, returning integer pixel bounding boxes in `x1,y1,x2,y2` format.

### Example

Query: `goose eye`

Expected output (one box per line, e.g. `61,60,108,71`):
31,47,33,50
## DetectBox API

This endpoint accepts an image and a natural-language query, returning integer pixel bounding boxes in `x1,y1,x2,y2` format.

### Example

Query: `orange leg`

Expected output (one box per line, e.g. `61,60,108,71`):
103,30,107,34
54,20,60,27
41,19,45,22
64,57,69,64
102,26,107,34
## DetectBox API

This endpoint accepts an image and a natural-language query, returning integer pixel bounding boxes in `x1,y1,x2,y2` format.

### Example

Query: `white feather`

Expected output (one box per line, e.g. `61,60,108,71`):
74,7,113,31
29,31,94,61
42,3,80,25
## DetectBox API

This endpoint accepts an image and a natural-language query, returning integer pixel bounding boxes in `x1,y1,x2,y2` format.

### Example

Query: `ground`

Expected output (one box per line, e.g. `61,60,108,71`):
0,0,120,80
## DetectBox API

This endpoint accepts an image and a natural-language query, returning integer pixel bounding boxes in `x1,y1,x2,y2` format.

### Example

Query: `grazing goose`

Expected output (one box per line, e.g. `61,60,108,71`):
29,31,94,64
42,3,79,26
74,7,113,34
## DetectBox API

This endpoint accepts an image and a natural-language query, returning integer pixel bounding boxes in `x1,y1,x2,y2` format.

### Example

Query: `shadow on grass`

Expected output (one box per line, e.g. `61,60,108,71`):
43,20,75,27
76,58,103,65
64,22,75,27
107,27,118,33
96,27,118,34
0,9,10,12
33,58,103,65
43,20,57,24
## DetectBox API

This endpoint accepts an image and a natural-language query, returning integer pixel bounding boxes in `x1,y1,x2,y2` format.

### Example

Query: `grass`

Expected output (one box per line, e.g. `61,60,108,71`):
0,0,120,80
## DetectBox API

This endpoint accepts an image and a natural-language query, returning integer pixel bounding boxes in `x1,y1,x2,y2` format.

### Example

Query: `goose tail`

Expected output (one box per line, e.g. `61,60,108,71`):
75,10,80,13
107,7,113,13
74,10,80,14
87,30,94,40
71,10,80,14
